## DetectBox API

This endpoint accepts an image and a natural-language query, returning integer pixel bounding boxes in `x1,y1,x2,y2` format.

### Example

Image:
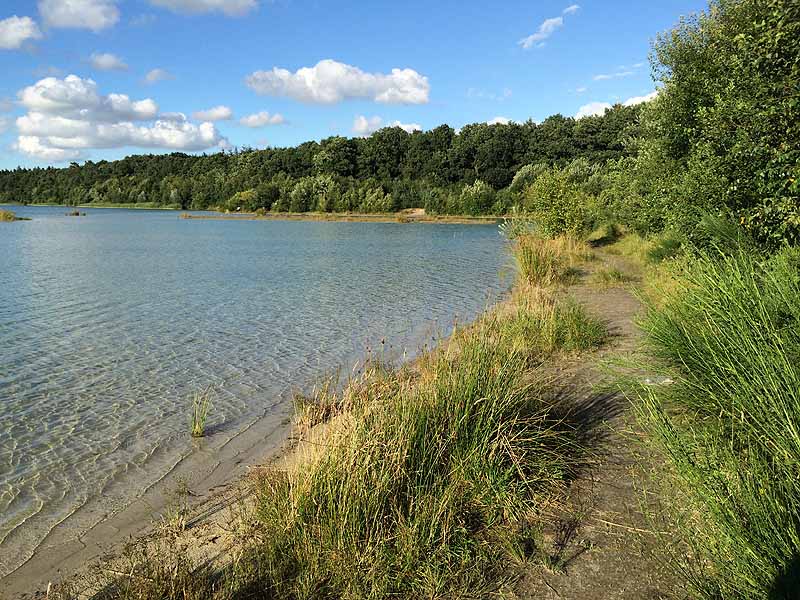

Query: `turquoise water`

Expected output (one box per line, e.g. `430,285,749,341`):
0,205,508,577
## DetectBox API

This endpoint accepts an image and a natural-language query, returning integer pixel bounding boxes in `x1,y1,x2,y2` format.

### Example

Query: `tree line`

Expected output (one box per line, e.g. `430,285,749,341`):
0,106,642,216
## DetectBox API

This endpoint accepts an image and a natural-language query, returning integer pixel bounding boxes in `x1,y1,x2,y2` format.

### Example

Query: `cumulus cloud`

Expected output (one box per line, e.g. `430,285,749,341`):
575,101,612,119
148,0,257,16
389,120,421,134
0,16,43,50
623,90,658,106
89,52,128,71
352,115,420,136
575,90,659,119
487,116,511,125
239,111,285,127
192,105,233,121
144,68,173,84
246,59,430,105
38,0,120,31
14,75,225,161
519,5,579,50
353,115,383,136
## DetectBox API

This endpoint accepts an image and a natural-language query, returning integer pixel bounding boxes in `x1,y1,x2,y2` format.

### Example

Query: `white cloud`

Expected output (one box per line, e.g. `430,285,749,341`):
575,101,612,119
623,90,658,106
148,0,257,16
519,17,563,49
239,111,285,127
519,5,580,50
0,16,43,50
144,68,173,84
487,116,511,125
574,90,658,120
352,115,420,136
389,120,421,134
353,115,383,136
89,52,128,71
576,86,587,93
246,59,430,105
192,105,233,121
19,75,158,120
593,71,634,81
14,75,225,161
38,0,120,31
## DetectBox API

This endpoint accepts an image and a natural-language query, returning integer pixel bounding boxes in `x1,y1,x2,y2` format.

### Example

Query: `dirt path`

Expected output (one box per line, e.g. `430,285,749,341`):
518,252,680,600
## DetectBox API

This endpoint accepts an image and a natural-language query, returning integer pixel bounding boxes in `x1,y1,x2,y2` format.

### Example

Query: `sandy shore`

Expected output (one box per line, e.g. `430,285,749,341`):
0,405,294,598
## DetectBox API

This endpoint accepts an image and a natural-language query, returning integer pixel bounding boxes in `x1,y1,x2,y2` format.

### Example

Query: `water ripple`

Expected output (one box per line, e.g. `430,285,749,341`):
0,206,508,577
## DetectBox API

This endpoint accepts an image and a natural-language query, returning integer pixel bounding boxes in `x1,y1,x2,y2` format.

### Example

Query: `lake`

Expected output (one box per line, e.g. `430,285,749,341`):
0,205,508,581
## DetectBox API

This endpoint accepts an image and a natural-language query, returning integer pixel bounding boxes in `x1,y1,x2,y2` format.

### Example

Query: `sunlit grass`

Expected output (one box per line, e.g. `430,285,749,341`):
189,388,212,438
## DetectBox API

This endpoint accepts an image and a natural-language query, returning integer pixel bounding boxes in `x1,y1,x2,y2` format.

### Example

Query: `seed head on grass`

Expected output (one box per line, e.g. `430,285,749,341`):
190,387,212,438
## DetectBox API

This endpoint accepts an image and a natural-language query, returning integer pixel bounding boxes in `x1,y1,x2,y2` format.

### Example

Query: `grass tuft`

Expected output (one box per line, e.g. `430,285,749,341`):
190,388,212,438
0,209,18,222
512,234,593,286
631,246,800,598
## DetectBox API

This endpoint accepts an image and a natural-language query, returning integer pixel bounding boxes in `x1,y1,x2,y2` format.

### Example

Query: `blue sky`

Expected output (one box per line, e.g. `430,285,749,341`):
0,0,707,169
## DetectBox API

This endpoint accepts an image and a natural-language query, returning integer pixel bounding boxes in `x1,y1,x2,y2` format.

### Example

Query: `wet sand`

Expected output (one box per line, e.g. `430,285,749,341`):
0,405,293,597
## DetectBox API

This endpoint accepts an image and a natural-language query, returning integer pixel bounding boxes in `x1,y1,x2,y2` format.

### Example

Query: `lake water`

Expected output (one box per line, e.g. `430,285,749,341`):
0,205,508,581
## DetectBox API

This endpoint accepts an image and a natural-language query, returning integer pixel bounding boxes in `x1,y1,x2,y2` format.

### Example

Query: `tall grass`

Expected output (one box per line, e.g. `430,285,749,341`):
88,272,607,599
512,234,593,286
190,388,212,438
633,246,800,599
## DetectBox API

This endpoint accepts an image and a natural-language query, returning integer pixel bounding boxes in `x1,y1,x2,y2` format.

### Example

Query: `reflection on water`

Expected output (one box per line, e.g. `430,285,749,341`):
0,205,507,576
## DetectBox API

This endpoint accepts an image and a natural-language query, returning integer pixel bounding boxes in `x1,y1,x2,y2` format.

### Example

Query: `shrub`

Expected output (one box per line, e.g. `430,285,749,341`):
523,167,593,237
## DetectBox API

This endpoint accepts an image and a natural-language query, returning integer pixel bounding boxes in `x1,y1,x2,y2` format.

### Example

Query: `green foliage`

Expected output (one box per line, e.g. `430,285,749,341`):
645,0,800,247
0,108,641,216
523,167,593,237
635,247,800,598
457,180,496,215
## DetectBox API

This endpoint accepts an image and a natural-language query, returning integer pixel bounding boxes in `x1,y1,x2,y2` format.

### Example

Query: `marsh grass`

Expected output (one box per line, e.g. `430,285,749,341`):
190,388,213,438
0,209,18,222
513,234,593,286
630,246,800,599
88,258,608,599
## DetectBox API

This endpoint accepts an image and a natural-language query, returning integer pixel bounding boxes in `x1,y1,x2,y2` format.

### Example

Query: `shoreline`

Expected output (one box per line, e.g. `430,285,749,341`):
0,310,502,597
0,401,294,596
1,203,501,223
179,211,500,225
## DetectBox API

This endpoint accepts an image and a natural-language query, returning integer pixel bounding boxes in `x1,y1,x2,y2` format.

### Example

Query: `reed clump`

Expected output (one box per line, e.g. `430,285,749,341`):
512,234,593,286
0,209,18,222
632,245,800,599
189,388,212,438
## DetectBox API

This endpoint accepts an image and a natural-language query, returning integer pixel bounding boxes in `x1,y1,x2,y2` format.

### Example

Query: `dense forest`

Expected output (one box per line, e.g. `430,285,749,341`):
0,106,642,216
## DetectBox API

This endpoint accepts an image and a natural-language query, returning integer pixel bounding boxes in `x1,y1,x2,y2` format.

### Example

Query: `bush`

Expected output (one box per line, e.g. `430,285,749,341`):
523,167,593,237
457,180,496,215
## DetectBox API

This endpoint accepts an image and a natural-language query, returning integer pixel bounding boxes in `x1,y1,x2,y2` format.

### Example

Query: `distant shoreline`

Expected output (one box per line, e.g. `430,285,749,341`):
3,203,502,224
180,211,501,225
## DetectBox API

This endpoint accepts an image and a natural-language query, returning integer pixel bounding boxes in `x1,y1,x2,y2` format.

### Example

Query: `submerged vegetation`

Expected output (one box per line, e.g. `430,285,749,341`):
190,388,213,438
